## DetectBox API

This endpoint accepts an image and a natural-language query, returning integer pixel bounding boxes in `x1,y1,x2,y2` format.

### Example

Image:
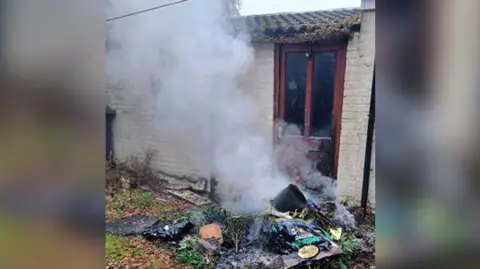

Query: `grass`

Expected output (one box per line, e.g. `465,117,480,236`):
178,236,200,251
176,250,206,269
106,189,187,224
150,259,166,268
156,202,183,223
110,189,154,213
324,232,359,269
105,233,133,263
106,233,186,268
175,236,209,269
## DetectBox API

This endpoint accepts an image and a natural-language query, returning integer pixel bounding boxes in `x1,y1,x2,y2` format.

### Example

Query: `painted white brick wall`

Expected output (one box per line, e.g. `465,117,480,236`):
240,43,275,147
110,109,210,177
337,10,375,205
108,42,275,177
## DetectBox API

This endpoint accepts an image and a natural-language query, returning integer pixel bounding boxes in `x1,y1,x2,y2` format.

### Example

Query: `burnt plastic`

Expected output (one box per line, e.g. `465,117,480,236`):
141,221,194,240
271,184,307,213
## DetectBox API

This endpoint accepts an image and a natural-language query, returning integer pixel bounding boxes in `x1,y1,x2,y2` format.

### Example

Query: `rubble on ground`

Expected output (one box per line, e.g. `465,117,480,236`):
105,181,375,269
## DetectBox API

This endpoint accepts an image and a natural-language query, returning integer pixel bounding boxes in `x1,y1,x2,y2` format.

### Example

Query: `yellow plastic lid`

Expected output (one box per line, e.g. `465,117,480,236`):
298,245,319,259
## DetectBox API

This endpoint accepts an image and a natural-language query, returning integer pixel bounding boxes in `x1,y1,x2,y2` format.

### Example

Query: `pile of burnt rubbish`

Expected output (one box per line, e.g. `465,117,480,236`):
257,184,345,268
106,184,368,268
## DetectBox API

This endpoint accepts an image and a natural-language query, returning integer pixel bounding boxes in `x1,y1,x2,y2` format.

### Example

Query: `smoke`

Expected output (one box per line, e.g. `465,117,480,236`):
107,0,360,222
107,0,289,213
273,123,357,229
304,172,339,201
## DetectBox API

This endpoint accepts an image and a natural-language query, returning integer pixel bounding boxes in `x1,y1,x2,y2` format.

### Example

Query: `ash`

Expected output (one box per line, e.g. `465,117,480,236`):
302,172,358,231
215,247,283,269
356,226,375,254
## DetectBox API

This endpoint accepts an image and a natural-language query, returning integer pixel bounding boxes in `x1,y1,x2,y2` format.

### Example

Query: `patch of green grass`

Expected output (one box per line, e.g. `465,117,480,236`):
150,259,165,268
111,189,154,212
178,235,200,250
137,191,154,207
132,247,144,256
155,202,186,223
325,232,359,269
176,249,206,268
175,235,211,269
105,233,133,262
156,202,177,213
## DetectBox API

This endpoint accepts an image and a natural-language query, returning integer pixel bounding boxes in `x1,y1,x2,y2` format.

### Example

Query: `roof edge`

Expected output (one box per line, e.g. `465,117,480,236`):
241,7,361,18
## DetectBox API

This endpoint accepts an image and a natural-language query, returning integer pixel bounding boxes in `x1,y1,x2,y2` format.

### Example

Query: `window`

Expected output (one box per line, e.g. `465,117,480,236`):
311,52,336,138
275,44,346,175
284,53,307,135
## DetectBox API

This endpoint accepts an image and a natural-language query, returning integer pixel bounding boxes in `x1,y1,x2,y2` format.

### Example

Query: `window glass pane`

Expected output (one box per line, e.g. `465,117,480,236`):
284,53,307,135
311,52,336,138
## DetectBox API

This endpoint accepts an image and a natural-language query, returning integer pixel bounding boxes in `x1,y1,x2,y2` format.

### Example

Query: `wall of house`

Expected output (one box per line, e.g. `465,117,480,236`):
247,33,377,207
107,90,210,177
337,10,375,205
240,42,275,146
247,32,377,207
107,41,275,178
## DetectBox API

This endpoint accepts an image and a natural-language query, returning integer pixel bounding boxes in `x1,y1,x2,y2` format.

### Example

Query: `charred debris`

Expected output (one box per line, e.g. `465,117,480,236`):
106,180,375,269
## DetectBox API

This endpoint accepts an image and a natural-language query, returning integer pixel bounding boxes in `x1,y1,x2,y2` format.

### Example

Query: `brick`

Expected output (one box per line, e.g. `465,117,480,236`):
343,96,366,104
341,136,361,145
341,121,364,130
343,81,365,90
347,44,359,51
338,10,375,205
346,50,361,60
341,112,366,119
342,104,370,112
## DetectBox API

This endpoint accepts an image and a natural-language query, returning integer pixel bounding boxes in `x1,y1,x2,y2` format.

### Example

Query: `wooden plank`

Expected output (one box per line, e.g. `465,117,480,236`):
167,190,213,206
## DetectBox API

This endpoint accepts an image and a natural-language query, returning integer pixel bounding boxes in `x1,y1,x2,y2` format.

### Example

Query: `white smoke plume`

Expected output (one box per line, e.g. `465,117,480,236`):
107,0,289,213
107,0,359,223
274,123,357,229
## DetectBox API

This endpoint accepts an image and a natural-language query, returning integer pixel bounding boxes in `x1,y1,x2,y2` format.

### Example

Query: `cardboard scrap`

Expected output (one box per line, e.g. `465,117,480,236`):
282,241,343,268
164,182,191,191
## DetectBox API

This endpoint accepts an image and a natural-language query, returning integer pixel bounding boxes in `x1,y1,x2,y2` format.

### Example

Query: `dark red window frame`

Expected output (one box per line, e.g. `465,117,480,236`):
273,42,347,175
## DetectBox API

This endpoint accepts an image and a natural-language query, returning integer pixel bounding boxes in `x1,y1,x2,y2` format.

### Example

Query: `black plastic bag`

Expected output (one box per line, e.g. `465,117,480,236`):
141,221,194,240
106,214,159,236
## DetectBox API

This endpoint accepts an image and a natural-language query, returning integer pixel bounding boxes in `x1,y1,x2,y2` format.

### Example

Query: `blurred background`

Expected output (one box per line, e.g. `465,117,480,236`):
0,0,105,268
0,0,479,268
376,0,480,268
